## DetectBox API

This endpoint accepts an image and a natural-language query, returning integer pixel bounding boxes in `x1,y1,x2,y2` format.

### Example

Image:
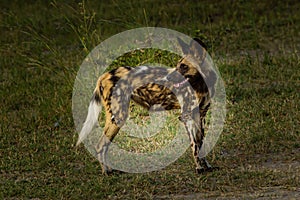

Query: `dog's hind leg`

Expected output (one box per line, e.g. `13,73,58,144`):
95,87,129,174
95,118,120,174
93,72,128,174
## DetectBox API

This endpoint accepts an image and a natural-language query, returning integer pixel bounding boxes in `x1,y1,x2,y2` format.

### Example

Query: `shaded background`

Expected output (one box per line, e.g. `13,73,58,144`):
1,0,299,199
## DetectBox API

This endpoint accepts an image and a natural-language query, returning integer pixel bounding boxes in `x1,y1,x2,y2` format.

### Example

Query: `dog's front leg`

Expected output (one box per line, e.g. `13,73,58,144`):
181,115,213,174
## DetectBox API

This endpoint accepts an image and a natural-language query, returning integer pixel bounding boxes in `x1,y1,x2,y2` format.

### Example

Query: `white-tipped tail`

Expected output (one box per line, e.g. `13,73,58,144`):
76,99,102,146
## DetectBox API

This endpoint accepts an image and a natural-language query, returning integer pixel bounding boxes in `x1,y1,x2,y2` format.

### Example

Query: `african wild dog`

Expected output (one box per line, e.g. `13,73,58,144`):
76,38,217,174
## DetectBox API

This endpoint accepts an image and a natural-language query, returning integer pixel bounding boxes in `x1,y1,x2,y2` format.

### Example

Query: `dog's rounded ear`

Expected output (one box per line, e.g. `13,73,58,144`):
177,37,190,55
190,38,207,61
177,37,207,60
192,38,207,50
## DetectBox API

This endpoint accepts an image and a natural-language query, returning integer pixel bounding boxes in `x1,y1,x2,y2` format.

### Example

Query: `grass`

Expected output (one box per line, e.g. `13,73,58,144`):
1,0,299,199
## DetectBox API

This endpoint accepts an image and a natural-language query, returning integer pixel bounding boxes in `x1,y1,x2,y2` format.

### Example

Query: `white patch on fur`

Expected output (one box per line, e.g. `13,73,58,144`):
134,65,149,74
116,88,121,96
199,70,206,79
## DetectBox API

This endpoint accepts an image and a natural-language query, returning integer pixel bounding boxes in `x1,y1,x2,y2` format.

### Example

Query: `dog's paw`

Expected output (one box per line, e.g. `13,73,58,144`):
102,168,124,176
101,165,113,175
102,170,112,175
196,166,219,174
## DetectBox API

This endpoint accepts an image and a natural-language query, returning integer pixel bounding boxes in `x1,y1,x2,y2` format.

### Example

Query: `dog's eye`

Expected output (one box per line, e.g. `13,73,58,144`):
180,64,188,70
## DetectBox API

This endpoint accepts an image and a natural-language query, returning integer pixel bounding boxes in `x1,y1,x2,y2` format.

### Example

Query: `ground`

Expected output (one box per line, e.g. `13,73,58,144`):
0,0,299,199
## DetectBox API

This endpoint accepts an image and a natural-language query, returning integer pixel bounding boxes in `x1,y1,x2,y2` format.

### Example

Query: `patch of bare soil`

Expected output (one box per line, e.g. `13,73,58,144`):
156,187,300,199
156,150,300,200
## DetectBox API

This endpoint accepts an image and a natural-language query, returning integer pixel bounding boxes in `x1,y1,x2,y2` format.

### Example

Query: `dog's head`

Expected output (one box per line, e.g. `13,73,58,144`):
164,38,217,97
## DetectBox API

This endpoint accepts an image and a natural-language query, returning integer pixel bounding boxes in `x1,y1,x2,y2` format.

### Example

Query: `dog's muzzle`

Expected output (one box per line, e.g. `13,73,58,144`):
159,70,189,88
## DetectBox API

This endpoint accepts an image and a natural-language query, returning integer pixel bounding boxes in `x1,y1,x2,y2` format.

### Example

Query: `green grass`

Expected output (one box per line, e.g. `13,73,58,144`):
1,0,299,199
